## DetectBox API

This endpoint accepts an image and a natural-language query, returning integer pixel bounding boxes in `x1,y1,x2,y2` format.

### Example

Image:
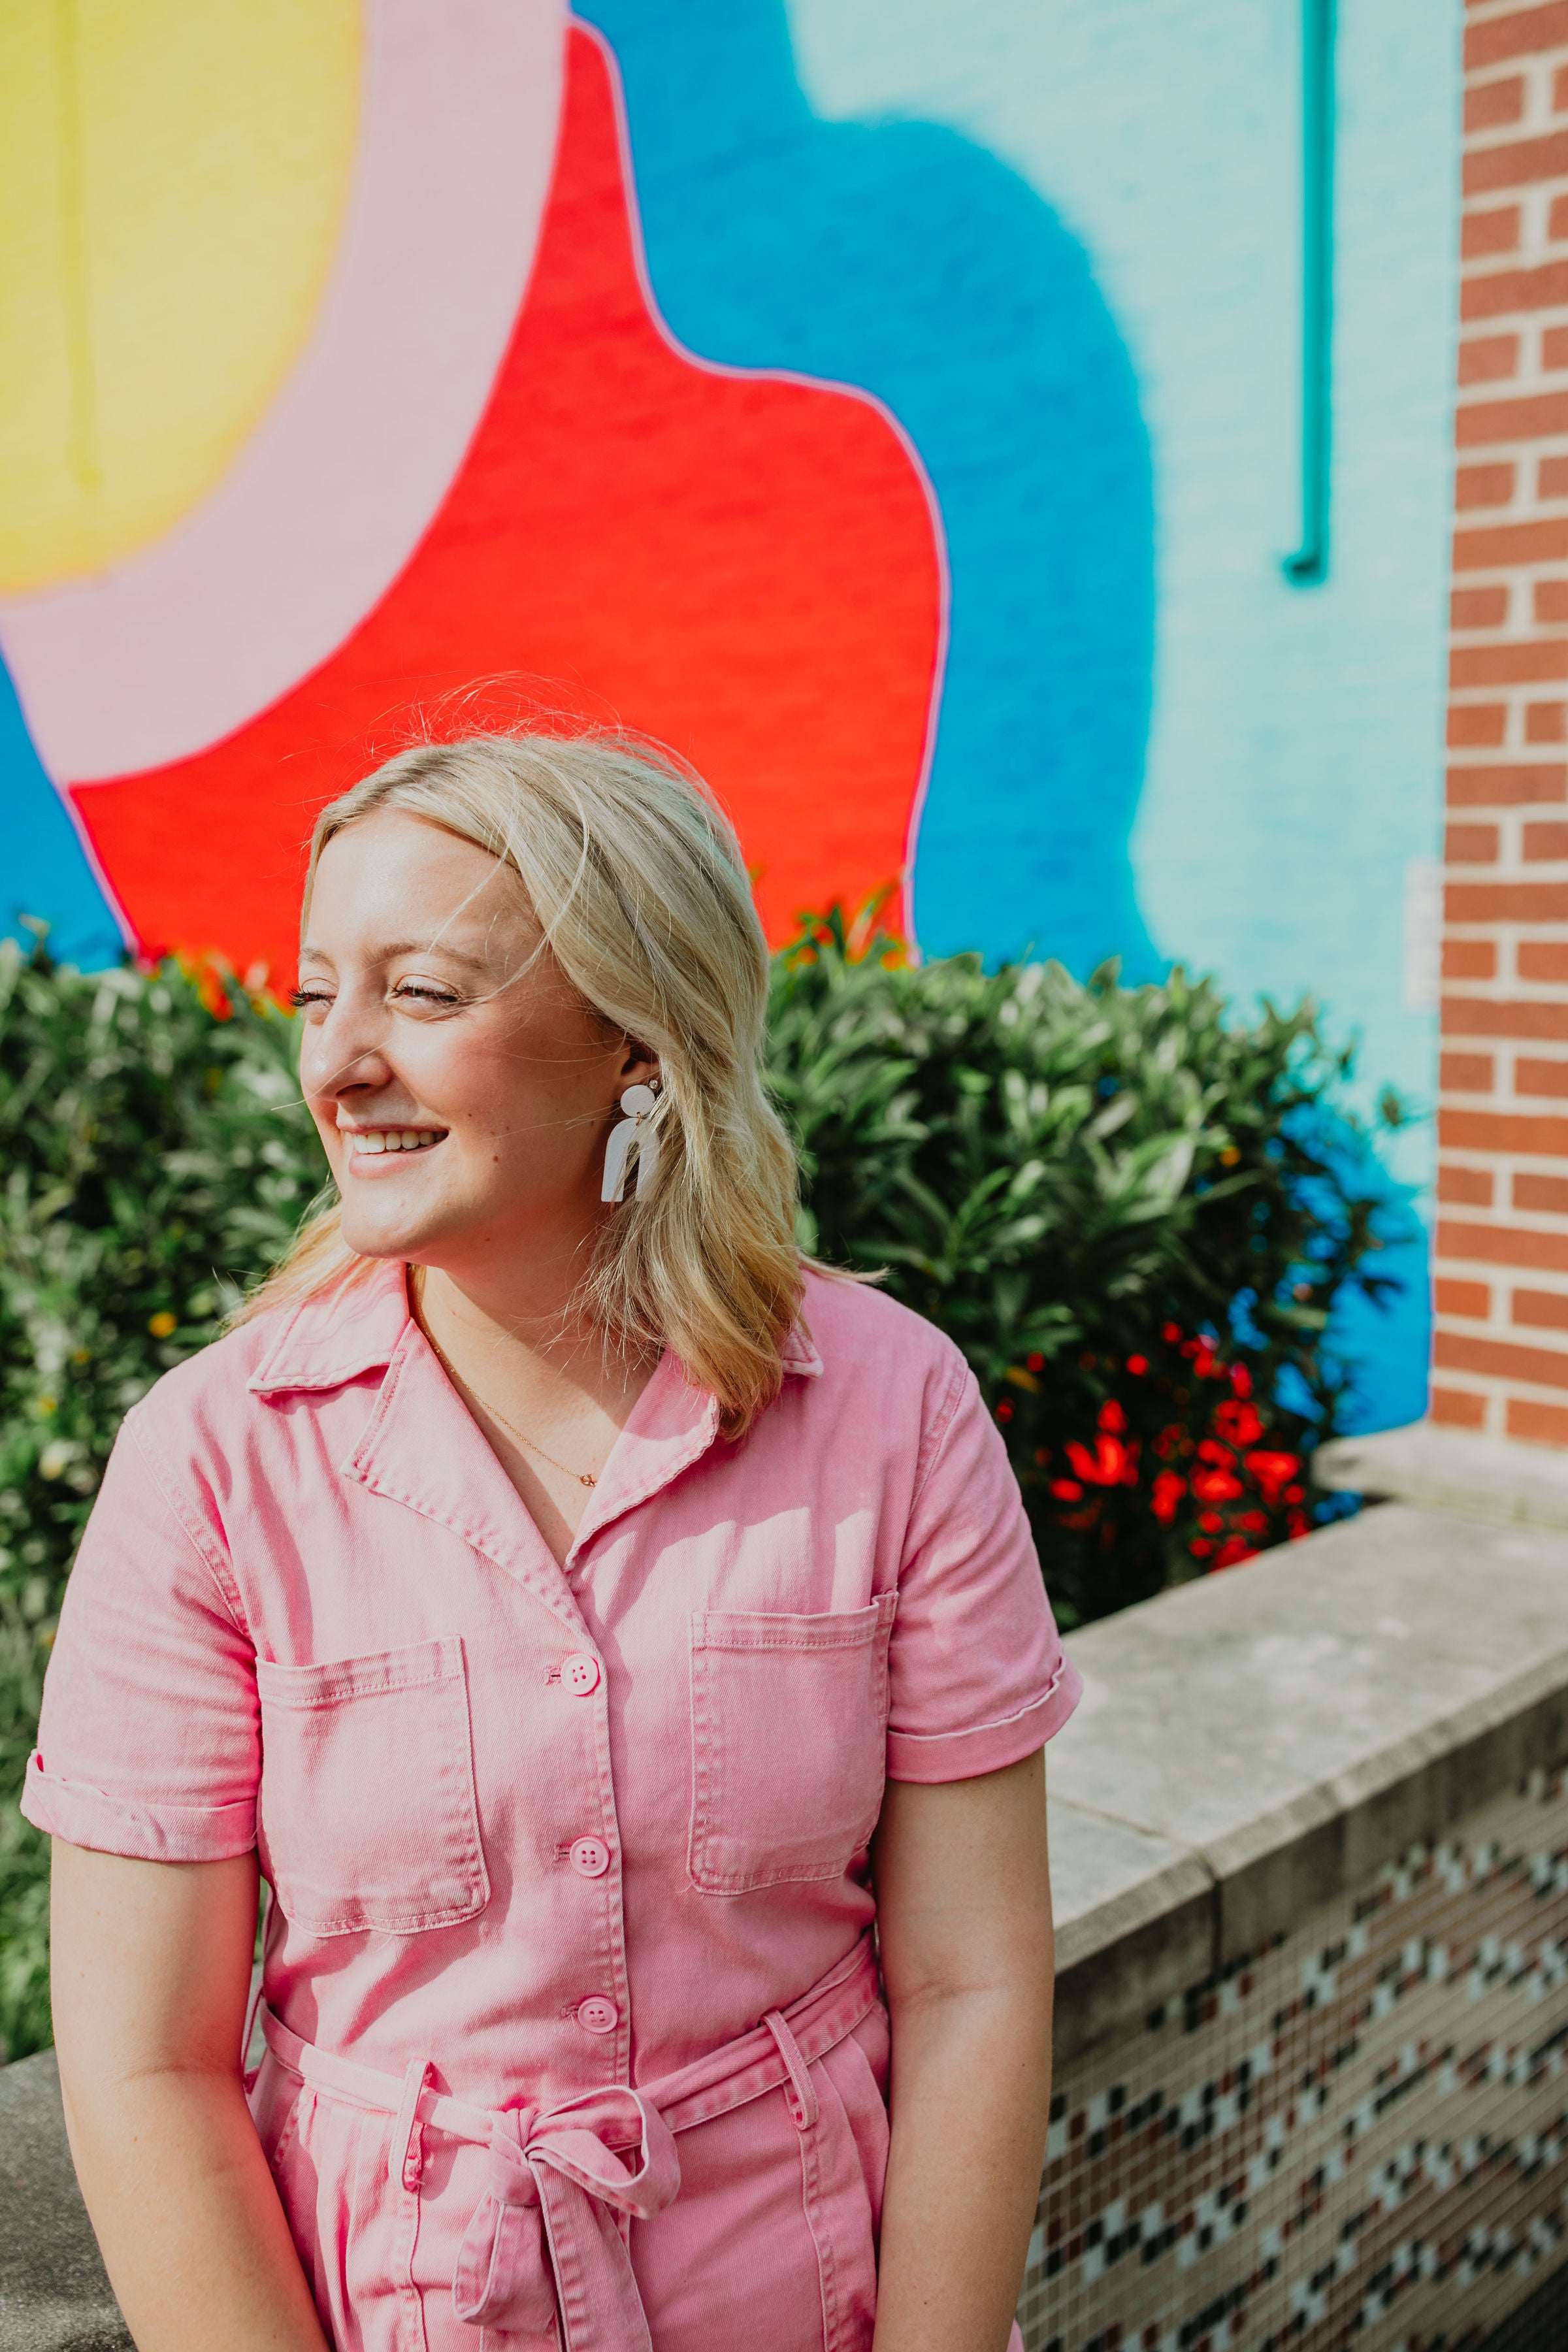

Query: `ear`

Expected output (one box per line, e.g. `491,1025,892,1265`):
619,1039,661,1090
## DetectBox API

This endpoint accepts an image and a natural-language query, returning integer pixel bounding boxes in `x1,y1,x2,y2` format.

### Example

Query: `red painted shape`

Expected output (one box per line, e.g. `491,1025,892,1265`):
70,25,942,979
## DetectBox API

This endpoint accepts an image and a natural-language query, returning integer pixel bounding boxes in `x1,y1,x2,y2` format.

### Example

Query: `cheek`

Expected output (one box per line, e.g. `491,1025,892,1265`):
429,1051,515,1133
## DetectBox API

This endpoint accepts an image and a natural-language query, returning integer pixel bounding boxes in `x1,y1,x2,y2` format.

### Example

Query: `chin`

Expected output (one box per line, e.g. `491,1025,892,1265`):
337,1203,440,1263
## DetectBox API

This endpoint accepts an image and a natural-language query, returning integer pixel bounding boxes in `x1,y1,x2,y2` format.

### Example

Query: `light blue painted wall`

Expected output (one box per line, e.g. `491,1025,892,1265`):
787,0,1462,1425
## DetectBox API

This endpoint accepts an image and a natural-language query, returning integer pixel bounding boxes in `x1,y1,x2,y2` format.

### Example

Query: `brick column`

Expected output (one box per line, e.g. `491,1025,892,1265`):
1437,0,1568,1443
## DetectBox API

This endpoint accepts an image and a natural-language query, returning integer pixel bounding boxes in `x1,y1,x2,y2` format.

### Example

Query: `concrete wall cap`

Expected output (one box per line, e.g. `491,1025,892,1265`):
1048,1499,1568,2059
1315,1417,1568,1532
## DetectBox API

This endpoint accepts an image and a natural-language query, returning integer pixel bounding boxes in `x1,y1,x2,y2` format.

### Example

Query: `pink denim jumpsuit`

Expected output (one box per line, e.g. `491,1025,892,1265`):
25,1262,1080,2351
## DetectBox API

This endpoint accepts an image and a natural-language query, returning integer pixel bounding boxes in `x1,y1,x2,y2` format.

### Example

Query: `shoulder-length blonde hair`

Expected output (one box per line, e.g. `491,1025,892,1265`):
235,729,805,1435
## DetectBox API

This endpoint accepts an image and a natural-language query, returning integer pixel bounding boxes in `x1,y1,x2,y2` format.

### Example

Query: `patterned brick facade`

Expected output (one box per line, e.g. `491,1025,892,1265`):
1021,1771,1568,2351
1437,0,1568,1443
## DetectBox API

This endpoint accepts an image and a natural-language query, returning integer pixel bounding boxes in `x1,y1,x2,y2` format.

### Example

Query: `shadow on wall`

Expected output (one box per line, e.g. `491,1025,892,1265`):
573,0,1158,977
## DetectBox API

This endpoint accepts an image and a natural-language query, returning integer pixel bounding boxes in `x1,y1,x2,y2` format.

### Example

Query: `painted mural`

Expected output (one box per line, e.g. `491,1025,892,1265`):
0,0,1460,1426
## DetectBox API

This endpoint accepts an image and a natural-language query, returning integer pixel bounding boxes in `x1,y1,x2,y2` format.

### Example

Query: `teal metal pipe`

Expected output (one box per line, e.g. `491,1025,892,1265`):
1284,0,1335,585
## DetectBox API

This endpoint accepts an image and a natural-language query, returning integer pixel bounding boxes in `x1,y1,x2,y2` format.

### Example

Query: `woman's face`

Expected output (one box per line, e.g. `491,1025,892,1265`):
297,809,649,1271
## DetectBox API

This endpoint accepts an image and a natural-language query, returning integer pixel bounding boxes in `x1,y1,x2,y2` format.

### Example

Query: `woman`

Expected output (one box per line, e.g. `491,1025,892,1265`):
29,730,1080,2352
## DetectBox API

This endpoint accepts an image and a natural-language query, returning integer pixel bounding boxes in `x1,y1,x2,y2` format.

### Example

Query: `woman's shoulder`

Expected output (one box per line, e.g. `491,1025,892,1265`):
125,1263,405,1460
796,1268,971,1401
120,1304,301,1463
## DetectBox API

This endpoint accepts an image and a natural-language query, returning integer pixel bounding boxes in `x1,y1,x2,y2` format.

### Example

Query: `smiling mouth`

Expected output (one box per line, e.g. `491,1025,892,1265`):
343,1127,449,1157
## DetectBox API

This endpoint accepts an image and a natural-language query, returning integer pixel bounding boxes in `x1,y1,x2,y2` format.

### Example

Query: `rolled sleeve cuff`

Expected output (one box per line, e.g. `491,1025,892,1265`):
20,1752,256,1863
885,1653,1083,1784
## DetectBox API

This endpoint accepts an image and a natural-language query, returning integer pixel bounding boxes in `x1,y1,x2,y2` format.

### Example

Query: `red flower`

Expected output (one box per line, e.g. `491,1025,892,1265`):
996,1399,1013,1423
1066,1434,1139,1487
1243,1449,1301,1507
1126,1354,1149,1375
1026,1352,1045,1372
1192,1467,1243,1503
1190,1537,1213,1559
1287,1510,1310,1539
1285,1484,1304,1504
1230,1362,1253,1399
1213,1399,1264,1448
1161,1321,1182,1344
1152,1469,1185,1523
1212,1535,1256,1570
1198,1510,1224,1533
1050,1478,1085,1501
1237,1510,1267,1534
1098,1398,1128,1433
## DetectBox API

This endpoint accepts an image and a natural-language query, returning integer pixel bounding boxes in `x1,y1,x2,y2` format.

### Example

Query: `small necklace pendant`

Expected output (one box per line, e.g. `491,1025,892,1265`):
579,1472,596,1488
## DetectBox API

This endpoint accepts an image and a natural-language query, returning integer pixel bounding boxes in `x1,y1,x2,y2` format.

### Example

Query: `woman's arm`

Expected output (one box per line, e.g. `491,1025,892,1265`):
50,1840,329,2352
870,1750,1054,2352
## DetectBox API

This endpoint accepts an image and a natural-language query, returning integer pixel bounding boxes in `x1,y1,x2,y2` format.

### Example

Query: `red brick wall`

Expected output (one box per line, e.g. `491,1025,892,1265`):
1437,0,1568,1443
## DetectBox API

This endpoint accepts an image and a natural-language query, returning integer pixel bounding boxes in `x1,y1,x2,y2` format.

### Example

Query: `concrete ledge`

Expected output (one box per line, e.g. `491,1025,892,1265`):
0,2051,127,2351
1316,1416,1568,1532
1047,1499,1568,2062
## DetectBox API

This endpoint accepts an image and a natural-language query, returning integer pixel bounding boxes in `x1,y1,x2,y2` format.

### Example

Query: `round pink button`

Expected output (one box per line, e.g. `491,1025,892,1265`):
569,1835,610,1878
576,1996,617,2036
561,1653,600,1696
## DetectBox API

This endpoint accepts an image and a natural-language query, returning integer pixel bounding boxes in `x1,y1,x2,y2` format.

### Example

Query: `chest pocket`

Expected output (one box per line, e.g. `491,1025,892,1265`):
255,1637,488,1936
687,1595,897,1895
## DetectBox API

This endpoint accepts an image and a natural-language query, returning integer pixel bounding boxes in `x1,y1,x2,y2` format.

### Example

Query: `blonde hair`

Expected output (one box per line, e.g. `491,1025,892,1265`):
235,730,805,1435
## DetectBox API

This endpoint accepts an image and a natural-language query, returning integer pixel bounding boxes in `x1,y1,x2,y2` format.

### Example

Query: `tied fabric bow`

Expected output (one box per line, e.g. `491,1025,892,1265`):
451,2087,680,2348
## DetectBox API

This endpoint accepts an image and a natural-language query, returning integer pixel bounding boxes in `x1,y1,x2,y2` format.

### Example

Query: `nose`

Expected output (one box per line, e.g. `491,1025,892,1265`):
301,995,395,1103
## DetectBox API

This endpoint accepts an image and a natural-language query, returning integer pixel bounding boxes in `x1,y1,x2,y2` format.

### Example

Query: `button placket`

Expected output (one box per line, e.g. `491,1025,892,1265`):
557,1583,631,2075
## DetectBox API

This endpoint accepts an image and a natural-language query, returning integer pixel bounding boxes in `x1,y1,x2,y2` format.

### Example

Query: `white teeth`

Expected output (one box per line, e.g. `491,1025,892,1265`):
346,1128,444,1156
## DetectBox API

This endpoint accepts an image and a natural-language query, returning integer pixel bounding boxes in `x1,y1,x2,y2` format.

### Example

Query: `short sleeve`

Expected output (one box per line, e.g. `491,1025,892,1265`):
886,1361,1081,1782
21,1409,260,1862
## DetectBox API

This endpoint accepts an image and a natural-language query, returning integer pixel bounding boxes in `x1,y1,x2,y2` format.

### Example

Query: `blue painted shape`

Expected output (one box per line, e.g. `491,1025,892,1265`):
1266,1121,1430,1437
0,656,124,968
574,0,1158,976
1330,1221,1430,1435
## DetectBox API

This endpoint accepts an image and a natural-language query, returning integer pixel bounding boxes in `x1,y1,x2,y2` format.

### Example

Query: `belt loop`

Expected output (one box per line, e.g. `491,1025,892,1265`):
764,2009,819,2132
390,2056,432,2190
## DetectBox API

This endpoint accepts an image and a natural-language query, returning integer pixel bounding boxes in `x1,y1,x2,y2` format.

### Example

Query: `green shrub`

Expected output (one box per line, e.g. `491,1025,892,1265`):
0,939,322,2061
769,911,1405,1624
0,919,1402,2057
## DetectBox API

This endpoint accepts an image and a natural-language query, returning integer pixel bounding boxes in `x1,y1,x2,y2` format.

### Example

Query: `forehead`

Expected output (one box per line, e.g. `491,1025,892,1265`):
304,809,537,960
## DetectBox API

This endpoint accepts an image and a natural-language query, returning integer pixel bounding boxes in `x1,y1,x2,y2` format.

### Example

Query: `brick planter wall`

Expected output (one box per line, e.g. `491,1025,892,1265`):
1022,1770,1568,2352
1439,0,1568,1443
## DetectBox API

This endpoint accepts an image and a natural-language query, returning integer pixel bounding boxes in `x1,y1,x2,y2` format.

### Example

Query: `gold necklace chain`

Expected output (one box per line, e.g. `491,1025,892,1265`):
422,1326,597,1488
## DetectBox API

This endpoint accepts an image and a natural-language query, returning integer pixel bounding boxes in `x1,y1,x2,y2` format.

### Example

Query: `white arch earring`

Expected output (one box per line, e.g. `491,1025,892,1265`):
601,1083,661,1204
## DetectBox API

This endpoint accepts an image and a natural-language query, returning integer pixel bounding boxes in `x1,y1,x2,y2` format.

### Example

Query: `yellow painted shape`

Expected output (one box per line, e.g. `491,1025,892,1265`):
0,0,360,593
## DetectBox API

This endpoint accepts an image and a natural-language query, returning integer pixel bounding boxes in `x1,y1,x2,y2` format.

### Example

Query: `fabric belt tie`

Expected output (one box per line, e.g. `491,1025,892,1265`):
256,1931,879,2351
450,2088,678,2349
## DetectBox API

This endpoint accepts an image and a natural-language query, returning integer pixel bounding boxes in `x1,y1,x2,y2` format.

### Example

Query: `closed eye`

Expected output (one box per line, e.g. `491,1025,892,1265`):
393,984,461,1007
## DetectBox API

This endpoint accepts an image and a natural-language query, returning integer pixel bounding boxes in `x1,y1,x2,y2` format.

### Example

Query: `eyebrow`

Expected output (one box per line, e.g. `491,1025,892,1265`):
297,940,497,975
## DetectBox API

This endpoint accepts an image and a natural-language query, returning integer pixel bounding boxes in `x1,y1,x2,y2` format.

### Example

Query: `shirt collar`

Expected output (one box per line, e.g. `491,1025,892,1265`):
248,1258,824,1394
247,1258,413,1394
